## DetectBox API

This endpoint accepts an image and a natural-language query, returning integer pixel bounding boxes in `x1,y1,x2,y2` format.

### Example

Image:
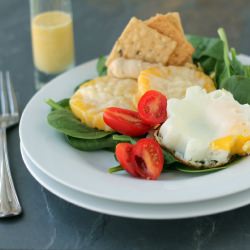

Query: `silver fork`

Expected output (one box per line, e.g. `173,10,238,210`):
0,71,22,217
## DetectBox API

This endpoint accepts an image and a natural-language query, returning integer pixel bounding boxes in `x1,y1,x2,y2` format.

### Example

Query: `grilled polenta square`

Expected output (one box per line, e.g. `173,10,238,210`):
136,66,215,102
146,13,194,66
106,17,177,66
70,76,138,131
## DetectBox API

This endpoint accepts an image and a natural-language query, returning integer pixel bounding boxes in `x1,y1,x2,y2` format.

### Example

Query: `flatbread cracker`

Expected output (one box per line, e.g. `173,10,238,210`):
146,13,194,65
106,17,177,66
164,12,184,34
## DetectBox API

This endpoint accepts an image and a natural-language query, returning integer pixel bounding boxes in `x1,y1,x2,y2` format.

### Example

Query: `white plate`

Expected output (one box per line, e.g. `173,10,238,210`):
19,56,250,204
21,143,250,219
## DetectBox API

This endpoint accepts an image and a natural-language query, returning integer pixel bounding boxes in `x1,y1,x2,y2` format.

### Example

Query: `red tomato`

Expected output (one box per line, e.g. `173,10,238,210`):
103,107,151,136
115,143,139,177
138,90,167,126
132,138,164,180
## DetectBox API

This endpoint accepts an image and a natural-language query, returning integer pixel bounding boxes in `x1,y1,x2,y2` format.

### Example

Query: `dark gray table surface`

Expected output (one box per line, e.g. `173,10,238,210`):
1,0,250,249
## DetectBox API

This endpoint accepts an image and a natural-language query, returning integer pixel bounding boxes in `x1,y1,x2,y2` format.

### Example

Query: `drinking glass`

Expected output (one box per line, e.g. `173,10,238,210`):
30,0,75,90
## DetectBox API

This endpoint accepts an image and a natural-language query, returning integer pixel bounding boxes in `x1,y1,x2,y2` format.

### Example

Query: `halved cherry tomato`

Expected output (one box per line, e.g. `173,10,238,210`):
132,138,164,180
103,107,151,136
138,90,167,126
115,143,139,177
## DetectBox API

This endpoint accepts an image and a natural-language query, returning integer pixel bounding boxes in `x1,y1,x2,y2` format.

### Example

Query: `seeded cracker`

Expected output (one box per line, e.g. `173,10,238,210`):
146,13,194,65
106,17,177,66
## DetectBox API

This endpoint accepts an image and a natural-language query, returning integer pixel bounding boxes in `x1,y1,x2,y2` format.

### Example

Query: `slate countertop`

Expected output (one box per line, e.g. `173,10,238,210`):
0,0,250,249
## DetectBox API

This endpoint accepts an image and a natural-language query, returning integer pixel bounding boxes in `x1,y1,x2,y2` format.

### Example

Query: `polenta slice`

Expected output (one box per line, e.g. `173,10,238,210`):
137,66,215,102
70,76,138,131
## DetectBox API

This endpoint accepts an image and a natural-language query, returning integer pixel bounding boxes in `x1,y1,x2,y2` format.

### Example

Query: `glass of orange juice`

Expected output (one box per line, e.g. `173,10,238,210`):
30,0,75,90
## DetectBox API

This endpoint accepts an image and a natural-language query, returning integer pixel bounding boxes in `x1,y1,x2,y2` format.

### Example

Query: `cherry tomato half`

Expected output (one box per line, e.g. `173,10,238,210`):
103,107,151,136
115,143,139,177
132,138,164,180
138,90,167,126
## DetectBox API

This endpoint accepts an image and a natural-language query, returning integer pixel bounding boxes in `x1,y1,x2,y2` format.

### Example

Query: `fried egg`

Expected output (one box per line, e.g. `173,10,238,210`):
156,86,250,168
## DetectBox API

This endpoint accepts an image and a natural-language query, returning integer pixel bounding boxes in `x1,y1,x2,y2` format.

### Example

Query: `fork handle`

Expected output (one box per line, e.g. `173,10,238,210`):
0,128,22,217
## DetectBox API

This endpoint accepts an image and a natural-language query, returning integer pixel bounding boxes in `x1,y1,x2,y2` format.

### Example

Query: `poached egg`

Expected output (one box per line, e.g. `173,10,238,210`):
157,86,250,168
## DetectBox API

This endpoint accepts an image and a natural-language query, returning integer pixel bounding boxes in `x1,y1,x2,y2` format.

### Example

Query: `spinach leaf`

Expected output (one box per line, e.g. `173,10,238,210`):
187,35,223,61
162,148,178,165
188,29,250,96
217,28,231,80
46,98,70,111
230,48,245,76
46,99,65,110
97,56,107,76
66,135,118,151
201,40,224,61
108,165,123,173
199,57,217,75
187,35,216,59
215,61,230,88
47,109,112,139
244,65,250,78
112,134,138,144
56,98,70,109
220,75,250,104
176,165,227,173
187,34,224,77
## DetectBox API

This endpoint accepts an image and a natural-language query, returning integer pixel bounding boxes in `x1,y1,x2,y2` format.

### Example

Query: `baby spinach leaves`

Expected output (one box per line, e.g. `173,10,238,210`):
220,76,250,104
187,35,223,61
66,135,118,151
175,165,227,173
189,28,250,105
47,98,67,110
97,56,107,76
217,28,250,104
112,134,138,144
187,34,224,78
243,65,250,78
230,48,245,76
47,109,112,139
46,98,114,151
108,165,123,173
162,148,178,165
55,98,70,109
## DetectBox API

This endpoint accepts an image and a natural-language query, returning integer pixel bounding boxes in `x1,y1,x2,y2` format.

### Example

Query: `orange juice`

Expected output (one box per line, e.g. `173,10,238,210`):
31,11,75,74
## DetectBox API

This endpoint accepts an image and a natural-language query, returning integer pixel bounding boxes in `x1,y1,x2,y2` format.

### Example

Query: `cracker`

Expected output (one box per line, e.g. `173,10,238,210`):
168,42,194,66
146,13,194,65
165,12,184,34
106,17,177,66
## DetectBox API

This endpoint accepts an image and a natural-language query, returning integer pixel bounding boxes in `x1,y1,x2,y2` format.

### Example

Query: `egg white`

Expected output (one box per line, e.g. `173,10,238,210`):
157,86,250,168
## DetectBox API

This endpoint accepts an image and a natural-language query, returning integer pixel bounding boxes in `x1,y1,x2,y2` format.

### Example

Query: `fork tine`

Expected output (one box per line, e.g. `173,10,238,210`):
0,72,9,115
5,71,18,115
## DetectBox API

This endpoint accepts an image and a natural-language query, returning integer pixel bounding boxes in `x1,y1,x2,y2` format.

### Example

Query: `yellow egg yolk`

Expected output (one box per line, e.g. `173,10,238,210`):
211,135,250,155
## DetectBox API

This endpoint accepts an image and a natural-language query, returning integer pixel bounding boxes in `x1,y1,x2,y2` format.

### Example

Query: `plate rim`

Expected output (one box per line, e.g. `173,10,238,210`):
19,55,250,204
20,143,250,219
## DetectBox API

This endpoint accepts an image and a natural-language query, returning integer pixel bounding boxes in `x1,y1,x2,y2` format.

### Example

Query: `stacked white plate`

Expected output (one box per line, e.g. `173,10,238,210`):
19,56,250,219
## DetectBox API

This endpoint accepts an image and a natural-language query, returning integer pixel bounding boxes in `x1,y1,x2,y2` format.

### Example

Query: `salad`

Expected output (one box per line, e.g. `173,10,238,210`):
46,12,250,180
